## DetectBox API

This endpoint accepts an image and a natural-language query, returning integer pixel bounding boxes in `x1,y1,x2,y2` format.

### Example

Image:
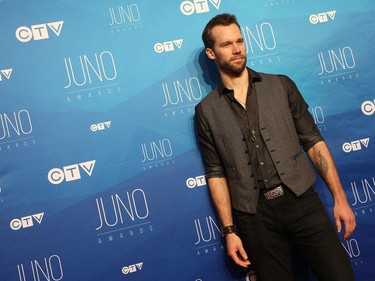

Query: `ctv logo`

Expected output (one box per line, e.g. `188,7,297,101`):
90,121,112,132
180,0,222,16
48,160,96,185
10,212,44,230
342,138,370,153
0,69,13,81
122,262,143,275
16,21,64,42
309,10,336,24
154,39,183,53
361,100,375,116
186,175,206,188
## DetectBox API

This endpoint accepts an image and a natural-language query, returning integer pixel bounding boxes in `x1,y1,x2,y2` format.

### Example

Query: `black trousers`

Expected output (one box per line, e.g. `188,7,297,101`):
234,187,355,281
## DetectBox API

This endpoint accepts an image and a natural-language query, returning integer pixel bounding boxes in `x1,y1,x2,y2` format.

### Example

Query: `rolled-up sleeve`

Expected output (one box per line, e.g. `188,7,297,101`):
279,75,324,151
195,103,226,178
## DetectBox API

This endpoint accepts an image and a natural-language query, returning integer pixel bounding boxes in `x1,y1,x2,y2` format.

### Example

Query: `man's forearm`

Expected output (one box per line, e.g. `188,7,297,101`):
207,177,234,227
307,141,347,203
307,140,356,239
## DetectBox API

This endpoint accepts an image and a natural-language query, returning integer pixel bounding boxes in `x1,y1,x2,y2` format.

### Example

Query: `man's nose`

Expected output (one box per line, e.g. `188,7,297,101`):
232,43,241,53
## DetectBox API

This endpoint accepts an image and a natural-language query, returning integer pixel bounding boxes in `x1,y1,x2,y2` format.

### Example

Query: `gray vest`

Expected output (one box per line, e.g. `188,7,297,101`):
198,73,316,213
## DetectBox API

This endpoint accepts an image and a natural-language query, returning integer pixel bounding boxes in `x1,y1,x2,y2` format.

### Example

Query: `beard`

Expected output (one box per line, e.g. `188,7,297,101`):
218,55,247,76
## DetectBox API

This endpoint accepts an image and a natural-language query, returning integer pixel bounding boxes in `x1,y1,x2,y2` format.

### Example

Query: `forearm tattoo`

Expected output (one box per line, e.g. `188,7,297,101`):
315,151,329,179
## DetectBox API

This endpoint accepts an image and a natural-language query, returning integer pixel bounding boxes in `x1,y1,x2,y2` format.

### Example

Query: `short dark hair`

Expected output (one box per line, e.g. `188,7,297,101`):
202,13,241,49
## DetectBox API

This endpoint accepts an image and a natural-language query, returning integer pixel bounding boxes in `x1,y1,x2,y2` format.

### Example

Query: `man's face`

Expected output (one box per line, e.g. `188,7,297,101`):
206,23,247,76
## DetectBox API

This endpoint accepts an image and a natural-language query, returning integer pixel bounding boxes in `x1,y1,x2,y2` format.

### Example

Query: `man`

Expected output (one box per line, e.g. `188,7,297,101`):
195,13,356,281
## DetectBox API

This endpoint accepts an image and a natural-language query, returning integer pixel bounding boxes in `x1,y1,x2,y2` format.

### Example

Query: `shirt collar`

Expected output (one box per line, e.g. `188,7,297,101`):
218,67,262,97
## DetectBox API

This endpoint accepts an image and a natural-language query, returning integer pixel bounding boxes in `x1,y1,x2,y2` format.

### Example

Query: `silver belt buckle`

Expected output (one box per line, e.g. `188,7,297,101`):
264,185,284,200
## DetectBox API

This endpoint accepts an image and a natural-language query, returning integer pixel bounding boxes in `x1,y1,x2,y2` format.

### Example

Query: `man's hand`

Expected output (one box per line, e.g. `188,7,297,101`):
333,201,356,240
226,233,251,268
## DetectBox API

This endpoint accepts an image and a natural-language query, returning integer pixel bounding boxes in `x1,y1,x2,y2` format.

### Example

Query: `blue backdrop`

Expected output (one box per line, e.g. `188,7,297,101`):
0,1,374,280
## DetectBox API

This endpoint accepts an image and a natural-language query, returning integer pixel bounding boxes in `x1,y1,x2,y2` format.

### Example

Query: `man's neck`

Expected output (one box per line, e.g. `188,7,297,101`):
221,68,249,91
221,68,249,103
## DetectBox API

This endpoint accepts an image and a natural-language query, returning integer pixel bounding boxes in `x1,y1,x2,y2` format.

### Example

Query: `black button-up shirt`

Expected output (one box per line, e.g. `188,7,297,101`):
199,68,323,190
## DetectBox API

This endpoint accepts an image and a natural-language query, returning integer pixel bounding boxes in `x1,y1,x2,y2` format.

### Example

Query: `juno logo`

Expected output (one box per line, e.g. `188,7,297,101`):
0,69,13,81
17,254,63,281
16,21,64,42
48,160,96,185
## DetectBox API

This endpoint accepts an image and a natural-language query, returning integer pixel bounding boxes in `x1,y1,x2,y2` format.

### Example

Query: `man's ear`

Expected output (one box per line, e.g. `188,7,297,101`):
206,48,215,60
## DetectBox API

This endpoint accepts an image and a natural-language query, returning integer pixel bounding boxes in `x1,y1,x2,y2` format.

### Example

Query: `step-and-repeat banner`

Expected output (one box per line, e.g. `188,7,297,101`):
1,1,374,280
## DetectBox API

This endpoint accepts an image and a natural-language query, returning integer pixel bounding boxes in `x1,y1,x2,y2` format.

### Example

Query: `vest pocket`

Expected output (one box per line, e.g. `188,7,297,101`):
292,150,304,159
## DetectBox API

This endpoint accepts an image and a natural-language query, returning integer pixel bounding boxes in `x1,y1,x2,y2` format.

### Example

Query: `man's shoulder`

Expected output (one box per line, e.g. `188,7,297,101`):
254,71,294,91
257,71,285,81
196,87,221,108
